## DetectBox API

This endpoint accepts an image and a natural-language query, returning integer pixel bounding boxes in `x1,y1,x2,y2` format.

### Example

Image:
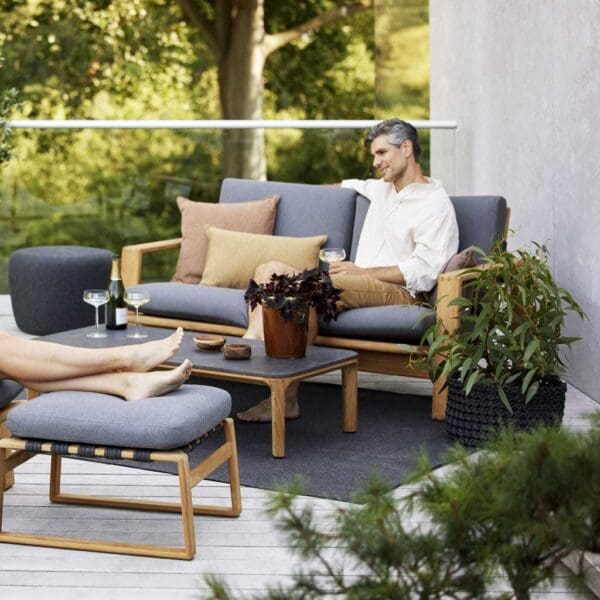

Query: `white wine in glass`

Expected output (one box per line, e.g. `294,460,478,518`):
125,290,150,339
83,289,109,338
319,248,346,266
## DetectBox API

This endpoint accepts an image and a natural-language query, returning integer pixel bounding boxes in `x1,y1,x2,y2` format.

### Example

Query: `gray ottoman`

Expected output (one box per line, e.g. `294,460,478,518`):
8,245,113,335
0,384,241,559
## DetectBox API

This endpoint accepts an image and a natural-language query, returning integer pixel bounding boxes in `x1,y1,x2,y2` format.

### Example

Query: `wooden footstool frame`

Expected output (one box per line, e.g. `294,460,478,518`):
0,418,241,560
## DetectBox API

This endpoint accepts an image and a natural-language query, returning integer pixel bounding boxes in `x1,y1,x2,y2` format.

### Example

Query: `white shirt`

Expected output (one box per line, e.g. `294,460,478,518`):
341,177,459,294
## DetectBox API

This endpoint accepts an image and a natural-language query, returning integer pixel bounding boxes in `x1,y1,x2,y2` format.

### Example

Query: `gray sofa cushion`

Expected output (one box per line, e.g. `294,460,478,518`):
7,385,231,450
350,194,370,262
319,304,435,345
450,195,507,253
0,380,23,410
219,178,357,258
130,282,248,328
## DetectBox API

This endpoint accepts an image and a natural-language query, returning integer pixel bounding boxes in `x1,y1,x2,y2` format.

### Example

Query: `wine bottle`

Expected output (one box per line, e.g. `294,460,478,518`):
106,255,128,330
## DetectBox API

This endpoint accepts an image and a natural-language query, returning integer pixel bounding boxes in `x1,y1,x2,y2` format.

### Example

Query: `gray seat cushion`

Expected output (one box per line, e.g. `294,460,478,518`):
130,282,248,328
319,304,435,344
7,385,231,450
0,380,23,410
219,178,358,258
319,305,435,344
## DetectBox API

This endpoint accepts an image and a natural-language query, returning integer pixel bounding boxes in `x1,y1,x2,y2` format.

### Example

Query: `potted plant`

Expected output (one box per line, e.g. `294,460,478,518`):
244,267,342,358
421,241,586,447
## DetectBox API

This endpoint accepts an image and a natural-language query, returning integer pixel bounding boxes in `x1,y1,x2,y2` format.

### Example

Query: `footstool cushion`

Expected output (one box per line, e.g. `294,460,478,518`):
7,385,231,450
9,245,113,335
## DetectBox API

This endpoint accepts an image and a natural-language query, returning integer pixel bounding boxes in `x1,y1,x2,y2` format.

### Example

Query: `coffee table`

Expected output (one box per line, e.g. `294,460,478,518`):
40,326,358,458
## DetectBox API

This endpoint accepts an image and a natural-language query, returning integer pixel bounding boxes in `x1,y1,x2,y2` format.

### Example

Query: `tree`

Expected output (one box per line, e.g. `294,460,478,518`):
175,0,374,179
0,56,19,169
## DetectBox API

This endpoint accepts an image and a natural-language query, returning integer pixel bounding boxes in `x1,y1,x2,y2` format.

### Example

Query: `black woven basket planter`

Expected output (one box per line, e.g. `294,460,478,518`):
446,375,567,448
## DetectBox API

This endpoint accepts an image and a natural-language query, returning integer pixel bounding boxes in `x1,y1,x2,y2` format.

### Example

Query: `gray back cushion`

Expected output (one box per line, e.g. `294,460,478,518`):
219,178,357,257
350,194,370,262
450,195,507,253
350,194,507,259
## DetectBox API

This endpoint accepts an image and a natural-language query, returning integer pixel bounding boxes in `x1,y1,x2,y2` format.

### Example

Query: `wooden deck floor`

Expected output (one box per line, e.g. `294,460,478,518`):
1,295,599,598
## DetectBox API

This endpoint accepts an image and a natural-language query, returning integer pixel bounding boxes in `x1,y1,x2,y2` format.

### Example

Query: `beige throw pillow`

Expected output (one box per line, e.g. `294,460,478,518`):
171,195,280,284
200,227,328,289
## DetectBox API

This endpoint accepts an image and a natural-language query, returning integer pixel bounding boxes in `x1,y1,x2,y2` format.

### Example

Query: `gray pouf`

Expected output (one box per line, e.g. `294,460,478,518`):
9,245,113,335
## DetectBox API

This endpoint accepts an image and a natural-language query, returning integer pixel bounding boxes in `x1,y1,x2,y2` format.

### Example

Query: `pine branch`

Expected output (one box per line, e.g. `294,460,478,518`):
263,0,373,56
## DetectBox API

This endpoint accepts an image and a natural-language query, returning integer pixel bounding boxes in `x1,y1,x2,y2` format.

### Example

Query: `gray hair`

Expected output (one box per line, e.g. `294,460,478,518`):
364,118,421,163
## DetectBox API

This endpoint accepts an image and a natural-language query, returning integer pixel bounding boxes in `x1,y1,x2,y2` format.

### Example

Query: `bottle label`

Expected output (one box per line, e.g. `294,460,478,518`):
115,307,128,326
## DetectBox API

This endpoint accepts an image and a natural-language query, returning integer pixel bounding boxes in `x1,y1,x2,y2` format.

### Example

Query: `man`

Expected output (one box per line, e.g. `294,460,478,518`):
238,118,458,422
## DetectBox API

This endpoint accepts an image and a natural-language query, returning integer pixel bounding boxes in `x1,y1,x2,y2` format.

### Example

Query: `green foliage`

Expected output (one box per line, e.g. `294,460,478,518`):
244,268,341,329
421,242,586,411
0,56,19,169
203,420,600,599
0,0,431,290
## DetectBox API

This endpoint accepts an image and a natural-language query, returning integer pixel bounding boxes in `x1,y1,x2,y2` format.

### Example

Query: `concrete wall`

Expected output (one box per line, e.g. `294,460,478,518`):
429,0,600,400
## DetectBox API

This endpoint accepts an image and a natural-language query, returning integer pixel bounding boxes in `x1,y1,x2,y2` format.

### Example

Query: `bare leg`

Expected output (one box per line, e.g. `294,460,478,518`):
20,359,193,402
239,261,318,423
0,328,184,383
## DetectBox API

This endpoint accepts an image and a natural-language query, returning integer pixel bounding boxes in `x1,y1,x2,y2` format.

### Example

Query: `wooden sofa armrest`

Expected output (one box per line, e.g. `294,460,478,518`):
434,266,480,333
121,238,182,287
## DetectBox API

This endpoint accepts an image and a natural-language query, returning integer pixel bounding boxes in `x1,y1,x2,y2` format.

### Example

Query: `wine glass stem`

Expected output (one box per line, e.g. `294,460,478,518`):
135,307,140,333
94,306,100,334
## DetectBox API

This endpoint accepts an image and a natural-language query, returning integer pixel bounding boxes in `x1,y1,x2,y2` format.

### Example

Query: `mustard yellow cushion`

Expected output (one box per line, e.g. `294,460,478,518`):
200,227,327,289
171,195,280,284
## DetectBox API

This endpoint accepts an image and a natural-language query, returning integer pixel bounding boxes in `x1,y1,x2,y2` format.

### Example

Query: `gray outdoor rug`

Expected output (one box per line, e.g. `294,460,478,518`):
189,379,454,502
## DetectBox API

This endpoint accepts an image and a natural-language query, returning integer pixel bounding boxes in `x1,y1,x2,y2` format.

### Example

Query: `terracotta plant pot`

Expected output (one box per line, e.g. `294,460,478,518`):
262,307,307,359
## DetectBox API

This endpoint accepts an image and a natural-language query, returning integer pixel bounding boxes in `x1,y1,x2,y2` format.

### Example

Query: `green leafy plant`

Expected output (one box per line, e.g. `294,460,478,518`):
244,267,342,330
421,242,586,411
203,420,600,599
0,56,19,169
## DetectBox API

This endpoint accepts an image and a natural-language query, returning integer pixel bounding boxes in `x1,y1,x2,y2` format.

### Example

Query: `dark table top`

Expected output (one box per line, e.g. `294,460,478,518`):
41,326,357,379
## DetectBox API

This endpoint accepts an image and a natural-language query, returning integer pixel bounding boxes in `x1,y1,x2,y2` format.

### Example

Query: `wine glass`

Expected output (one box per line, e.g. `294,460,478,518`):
125,290,150,339
319,247,346,269
83,289,110,338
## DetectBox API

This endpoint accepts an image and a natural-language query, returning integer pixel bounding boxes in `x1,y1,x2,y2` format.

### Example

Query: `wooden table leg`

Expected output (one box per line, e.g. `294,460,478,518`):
341,361,358,432
268,378,289,458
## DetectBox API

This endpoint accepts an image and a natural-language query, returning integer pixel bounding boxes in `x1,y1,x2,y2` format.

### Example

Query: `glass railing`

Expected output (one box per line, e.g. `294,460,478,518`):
0,120,456,292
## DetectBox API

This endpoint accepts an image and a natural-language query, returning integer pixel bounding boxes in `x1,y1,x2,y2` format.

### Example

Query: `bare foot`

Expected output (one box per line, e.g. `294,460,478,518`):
237,396,300,423
124,359,192,401
126,327,185,372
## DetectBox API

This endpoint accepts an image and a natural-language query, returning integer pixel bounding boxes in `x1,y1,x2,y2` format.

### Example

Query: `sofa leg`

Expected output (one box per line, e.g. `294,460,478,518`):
0,418,14,491
432,378,448,420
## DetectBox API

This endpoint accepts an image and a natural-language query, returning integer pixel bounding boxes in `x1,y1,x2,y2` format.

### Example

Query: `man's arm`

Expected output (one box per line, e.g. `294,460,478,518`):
328,261,406,286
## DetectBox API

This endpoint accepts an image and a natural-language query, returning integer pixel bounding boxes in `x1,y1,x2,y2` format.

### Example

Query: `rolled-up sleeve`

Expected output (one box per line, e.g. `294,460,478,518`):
397,206,459,294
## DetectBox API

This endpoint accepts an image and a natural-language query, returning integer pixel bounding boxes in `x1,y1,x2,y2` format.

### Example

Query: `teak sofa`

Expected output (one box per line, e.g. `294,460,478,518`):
121,178,508,420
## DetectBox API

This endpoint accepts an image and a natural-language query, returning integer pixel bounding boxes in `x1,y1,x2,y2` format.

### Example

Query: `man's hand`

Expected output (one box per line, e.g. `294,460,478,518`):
328,261,407,286
328,261,365,276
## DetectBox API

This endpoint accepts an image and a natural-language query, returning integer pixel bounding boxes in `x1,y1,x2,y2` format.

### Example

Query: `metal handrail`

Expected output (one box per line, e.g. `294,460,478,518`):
8,119,457,130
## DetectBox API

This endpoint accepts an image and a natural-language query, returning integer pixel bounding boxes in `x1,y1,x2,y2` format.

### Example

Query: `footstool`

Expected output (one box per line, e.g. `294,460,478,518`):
0,385,241,560
9,245,113,335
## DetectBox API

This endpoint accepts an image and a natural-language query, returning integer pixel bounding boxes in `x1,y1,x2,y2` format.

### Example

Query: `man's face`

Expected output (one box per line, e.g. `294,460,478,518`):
370,135,410,184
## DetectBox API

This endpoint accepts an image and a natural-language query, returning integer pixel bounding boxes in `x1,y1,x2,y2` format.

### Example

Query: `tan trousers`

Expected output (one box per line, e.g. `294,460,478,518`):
331,274,420,311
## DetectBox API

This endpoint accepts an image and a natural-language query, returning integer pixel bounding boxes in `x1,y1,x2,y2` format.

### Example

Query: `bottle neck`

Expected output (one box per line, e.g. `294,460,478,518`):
110,258,122,281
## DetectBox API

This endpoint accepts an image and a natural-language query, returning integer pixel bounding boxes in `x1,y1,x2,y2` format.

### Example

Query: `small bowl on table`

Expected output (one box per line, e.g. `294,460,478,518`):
193,334,226,351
